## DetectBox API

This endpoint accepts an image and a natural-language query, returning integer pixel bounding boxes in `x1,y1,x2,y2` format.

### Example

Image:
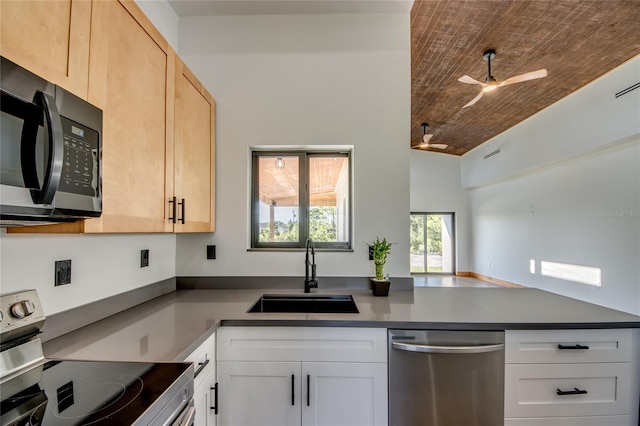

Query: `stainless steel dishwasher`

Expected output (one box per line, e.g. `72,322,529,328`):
388,329,505,426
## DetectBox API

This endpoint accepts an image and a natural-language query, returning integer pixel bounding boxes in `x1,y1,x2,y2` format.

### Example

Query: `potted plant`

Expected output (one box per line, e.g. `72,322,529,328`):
369,237,392,296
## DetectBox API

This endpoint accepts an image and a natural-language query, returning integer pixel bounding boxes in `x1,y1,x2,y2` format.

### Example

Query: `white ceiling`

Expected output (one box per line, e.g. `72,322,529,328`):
167,0,413,16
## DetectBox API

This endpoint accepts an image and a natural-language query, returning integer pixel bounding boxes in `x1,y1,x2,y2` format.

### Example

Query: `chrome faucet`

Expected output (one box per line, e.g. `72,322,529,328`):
304,238,318,293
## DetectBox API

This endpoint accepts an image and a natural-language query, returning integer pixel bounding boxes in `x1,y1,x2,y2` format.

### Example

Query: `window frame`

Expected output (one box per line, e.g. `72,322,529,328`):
250,149,352,250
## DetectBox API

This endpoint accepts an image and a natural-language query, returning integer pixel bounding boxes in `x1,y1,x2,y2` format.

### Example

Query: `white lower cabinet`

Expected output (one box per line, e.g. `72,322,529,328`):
218,361,299,426
185,332,217,426
303,362,386,426
194,367,217,426
216,327,388,426
504,329,639,426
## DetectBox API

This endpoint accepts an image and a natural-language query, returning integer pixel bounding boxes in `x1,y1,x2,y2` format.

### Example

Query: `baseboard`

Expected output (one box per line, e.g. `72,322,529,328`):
456,271,526,288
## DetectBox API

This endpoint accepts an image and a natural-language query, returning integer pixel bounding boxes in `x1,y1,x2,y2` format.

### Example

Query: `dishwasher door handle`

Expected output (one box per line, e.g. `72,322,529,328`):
392,341,504,354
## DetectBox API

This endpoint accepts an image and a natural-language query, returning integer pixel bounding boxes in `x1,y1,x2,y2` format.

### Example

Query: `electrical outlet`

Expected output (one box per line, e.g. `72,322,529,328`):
55,260,72,286
140,249,149,268
368,245,373,260
206,245,216,260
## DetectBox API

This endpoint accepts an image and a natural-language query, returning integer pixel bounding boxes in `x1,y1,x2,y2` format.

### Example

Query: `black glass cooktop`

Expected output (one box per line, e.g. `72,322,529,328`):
0,359,191,425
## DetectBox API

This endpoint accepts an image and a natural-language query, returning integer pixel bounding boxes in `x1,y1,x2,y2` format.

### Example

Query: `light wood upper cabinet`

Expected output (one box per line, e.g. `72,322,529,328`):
0,0,91,99
80,0,173,233
5,0,216,234
172,58,216,233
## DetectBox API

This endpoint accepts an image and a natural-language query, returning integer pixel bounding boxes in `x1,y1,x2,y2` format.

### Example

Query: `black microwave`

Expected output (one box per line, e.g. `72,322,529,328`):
0,57,102,226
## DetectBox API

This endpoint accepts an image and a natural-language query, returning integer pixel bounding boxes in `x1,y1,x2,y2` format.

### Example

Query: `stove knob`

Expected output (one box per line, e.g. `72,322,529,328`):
10,302,26,319
9,301,35,319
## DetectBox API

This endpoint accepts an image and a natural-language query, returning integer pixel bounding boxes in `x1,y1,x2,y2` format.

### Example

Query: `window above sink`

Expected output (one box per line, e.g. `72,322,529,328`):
250,148,353,250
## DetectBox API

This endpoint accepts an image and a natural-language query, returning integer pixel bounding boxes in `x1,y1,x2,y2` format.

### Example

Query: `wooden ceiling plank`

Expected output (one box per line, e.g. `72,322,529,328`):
410,0,640,154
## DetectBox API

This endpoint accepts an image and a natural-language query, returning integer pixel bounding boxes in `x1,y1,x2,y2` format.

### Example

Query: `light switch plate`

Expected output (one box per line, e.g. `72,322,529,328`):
140,249,149,268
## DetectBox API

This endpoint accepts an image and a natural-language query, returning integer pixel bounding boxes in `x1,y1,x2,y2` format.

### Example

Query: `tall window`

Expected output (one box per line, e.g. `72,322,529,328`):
251,150,352,249
410,212,455,274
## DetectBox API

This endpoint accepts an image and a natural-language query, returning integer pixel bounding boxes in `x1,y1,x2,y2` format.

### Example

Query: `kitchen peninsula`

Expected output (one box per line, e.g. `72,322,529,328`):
43,286,640,362
41,285,640,426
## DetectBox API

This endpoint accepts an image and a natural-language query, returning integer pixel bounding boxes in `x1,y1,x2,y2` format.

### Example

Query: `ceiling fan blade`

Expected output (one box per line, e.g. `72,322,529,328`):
462,91,484,108
428,143,448,149
499,69,547,87
458,75,486,86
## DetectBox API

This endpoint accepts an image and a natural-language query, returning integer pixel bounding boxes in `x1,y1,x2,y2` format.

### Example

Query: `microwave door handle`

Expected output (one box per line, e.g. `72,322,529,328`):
32,91,64,205
20,97,43,191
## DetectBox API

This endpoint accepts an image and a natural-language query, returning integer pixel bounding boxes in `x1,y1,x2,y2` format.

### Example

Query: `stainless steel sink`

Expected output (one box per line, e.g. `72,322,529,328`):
248,294,359,314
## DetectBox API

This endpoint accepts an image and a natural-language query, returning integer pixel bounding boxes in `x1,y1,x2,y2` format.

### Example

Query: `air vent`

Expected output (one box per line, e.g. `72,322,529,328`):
484,149,501,160
615,82,640,98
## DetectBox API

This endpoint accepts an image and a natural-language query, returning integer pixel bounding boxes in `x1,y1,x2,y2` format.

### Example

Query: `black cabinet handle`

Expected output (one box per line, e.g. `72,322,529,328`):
178,198,185,224
291,374,295,406
307,374,310,407
557,387,588,396
558,344,590,350
169,196,177,223
210,382,218,414
194,358,209,378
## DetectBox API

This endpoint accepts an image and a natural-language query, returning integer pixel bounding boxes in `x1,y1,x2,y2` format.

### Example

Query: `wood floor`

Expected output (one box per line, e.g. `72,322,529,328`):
413,275,503,288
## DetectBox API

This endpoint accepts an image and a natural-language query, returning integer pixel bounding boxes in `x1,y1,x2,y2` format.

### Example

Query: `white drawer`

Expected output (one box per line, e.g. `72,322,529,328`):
505,363,631,418
217,327,387,362
506,329,632,363
505,415,629,425
185,331,216,390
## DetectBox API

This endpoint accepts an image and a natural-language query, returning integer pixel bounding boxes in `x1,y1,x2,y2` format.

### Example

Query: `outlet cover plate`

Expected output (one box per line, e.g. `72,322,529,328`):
140,249,149,268
55,260,72,286
206,245,216,260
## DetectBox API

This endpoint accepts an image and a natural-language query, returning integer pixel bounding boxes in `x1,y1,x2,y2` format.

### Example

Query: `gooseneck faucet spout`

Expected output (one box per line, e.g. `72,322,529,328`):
305,239,318,293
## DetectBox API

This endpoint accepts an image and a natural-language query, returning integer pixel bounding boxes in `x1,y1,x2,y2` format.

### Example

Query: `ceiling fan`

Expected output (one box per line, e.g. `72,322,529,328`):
416,123,448,150
458,49,547,108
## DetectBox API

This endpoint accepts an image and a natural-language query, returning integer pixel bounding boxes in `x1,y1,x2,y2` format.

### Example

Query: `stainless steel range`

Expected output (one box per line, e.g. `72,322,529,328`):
0,290,195,425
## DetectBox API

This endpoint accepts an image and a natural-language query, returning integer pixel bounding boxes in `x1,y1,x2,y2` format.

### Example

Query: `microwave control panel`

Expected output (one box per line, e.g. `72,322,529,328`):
59,116,99,197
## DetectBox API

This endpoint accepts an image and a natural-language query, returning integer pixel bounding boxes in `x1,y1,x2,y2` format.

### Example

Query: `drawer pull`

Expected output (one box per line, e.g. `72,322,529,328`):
194,358,210,378
556,387,588,396
557,344,589,350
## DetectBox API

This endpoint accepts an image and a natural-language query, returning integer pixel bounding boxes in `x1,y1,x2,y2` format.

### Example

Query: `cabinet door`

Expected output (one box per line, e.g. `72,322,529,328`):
217,362,300,426
83,0,174,233
173,58,216,233
302,362,387,426
194,368,217,426
0,0,91,98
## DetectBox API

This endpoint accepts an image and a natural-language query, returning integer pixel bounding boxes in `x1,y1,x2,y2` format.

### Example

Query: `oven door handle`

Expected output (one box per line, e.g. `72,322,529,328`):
392,341,504,354
172,400,196,426
22,91,64,205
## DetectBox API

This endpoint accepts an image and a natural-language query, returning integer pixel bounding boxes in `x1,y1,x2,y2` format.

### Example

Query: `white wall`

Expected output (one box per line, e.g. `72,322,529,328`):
175,12,411,278
0,233,176,315
134,0,179,51
409,151,470,272
464,55,640,315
